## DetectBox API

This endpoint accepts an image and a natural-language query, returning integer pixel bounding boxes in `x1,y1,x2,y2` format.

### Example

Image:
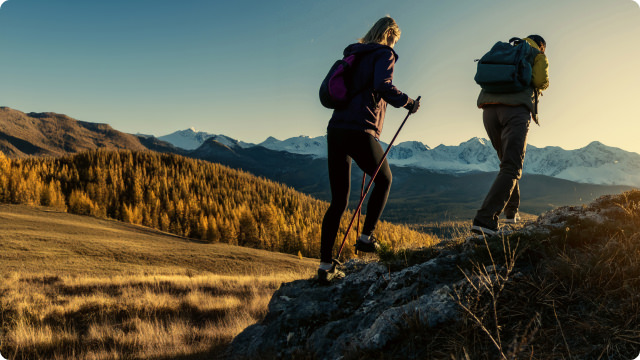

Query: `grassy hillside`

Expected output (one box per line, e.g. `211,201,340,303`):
0,148,435,358
0,204,316,360
0,204,316,276
0,149,436,261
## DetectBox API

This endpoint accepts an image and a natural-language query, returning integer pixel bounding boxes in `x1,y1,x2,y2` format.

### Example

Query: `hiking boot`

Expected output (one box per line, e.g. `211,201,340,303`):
317,265,344,285
470,220,498,237
471,225,498,237
504,213,521,224
354,235,380,254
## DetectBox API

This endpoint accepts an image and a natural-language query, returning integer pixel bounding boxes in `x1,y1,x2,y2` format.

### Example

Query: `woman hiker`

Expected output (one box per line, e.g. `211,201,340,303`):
318,16,420,285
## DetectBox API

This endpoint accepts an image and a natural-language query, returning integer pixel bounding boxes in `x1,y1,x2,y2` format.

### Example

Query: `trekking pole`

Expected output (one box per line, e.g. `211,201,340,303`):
333,96,421,263
355,173,366,242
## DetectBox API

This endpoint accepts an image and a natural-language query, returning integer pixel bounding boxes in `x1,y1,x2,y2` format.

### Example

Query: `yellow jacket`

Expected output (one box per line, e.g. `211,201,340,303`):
525,38,549,90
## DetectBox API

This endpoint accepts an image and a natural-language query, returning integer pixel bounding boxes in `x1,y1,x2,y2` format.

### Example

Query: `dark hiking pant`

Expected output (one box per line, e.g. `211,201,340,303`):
474,105,530,229
320,128,392,263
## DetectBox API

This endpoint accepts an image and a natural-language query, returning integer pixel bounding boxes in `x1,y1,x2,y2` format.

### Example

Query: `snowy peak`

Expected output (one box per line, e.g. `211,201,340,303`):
157,129,640,187
210,134,250,149
524,141,640,185
158,129,253,150
252,135,640,186
158,129,212,150
258,135,328,158
456,137,495,165
259,136,281,148
255,135,500,173
387,141,430,160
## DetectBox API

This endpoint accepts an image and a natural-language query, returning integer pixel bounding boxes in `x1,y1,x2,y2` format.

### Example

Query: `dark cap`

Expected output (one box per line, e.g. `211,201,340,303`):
527,34,546,48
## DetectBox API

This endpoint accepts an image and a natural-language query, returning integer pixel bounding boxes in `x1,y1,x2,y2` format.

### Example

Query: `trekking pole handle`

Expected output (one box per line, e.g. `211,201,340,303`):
410,96,421,113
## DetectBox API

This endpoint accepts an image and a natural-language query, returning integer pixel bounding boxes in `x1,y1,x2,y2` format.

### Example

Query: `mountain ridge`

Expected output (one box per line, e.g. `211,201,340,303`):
159,128,640,187
2,105,635,189
0,107,147,157
0,107,632,222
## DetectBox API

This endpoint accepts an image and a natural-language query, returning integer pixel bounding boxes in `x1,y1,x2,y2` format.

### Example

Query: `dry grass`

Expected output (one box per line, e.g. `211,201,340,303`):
361,191,640,359
0,204,316,359
0,204,316,277
0,271,313,360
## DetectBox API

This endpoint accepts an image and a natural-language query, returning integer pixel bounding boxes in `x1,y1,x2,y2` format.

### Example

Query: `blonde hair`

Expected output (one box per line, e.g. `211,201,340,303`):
359,16,401,46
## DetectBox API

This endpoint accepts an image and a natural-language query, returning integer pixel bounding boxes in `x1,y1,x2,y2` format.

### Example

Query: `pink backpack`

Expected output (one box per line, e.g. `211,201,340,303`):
318,54,358,109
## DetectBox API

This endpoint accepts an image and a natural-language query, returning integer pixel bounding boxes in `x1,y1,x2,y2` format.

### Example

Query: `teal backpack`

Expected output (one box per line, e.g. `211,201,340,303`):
474,37,535,93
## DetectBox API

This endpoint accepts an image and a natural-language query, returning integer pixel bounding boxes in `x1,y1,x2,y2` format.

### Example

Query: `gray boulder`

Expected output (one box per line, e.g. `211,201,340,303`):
229,249,470,360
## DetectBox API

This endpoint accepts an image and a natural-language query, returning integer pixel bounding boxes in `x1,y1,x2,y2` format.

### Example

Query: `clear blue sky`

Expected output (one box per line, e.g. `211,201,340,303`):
1,0,639,152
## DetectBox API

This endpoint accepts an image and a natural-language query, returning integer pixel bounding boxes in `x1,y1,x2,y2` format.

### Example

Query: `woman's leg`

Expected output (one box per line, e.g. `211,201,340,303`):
320,129,351,263
350,133,392,236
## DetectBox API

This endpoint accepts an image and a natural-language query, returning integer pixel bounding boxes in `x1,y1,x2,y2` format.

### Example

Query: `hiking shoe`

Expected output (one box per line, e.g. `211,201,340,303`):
354,235,380,254
471,225,498,237
470,219,498,237
504,213,521,224
317,266,344,285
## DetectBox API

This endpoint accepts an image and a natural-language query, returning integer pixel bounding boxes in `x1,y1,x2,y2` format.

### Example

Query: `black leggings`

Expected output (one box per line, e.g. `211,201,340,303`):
320,127,392,263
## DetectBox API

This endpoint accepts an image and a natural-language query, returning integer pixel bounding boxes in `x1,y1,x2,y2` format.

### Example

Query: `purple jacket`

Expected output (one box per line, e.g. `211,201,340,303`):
327,43,410,139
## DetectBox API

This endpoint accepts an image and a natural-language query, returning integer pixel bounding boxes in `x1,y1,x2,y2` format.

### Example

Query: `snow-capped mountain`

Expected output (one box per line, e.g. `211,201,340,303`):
258,135,328,157
158,128,253,150
249,135,640,187
525,141,640,186
159,129,640,187
386,138,499,173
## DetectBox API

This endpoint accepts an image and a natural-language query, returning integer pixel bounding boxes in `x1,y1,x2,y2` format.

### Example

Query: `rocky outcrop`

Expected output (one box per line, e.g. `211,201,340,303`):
229,245,477,359
229,192,637,359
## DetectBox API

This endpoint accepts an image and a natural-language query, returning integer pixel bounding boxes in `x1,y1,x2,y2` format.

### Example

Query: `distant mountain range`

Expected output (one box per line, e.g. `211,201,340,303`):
158,128,640,188
0,107,632,222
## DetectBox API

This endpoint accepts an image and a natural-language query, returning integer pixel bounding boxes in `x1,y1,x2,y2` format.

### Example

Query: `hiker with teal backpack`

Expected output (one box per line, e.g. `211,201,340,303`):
317,16,420,284
471,35,549,236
